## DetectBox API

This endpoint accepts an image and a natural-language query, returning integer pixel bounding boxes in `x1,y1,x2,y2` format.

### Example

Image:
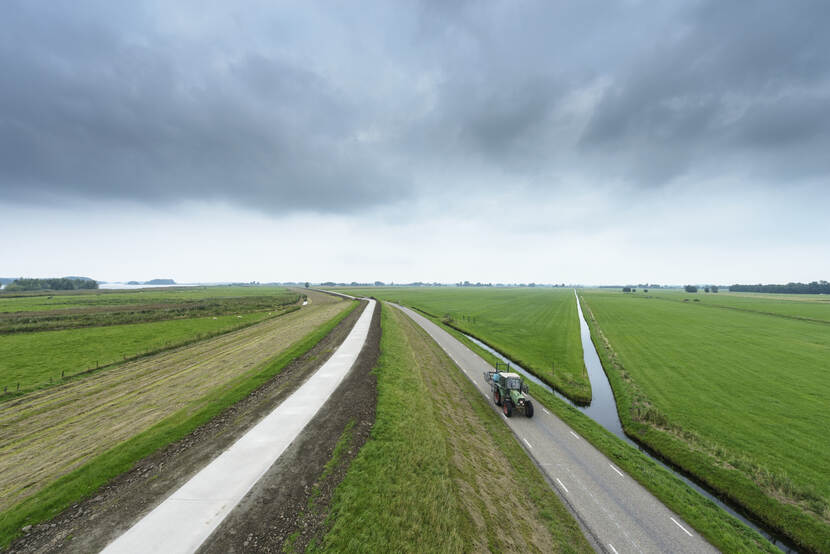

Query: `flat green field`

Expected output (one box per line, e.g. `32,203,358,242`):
337,287,590,402
0,297,354,547
579,290,830,552
0,285,297,312
0,313,271,394
627,288,830,323
0,286,301,333
0,286,302,397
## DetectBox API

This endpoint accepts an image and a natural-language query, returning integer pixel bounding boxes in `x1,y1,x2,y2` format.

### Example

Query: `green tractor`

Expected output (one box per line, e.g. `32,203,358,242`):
484,361,534,418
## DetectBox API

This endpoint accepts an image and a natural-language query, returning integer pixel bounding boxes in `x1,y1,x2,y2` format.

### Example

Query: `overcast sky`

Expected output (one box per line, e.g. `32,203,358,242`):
2,0,829,285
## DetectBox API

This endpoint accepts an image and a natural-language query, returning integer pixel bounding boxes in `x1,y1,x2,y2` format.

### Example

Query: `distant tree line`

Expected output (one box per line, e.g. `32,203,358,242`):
683,285,719,293
729,281,830,294
3,278,98,292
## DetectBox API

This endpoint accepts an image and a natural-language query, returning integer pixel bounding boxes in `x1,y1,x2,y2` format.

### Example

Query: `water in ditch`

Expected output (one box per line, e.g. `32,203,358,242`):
460,291,796,553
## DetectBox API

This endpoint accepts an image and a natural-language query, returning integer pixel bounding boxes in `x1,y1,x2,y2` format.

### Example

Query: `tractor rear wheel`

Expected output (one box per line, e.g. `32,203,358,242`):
494,389,502,406
503,399,513,417
525,400,534,418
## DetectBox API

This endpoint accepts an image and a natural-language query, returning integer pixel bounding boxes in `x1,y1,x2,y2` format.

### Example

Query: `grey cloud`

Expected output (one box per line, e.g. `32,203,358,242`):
580,0,830,184
1,0,829,215
0,2,404,213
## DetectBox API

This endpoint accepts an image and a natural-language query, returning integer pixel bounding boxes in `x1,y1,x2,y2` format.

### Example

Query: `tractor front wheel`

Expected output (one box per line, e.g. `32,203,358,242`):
524,400,534,418
494,389,502,406
503,399,513,417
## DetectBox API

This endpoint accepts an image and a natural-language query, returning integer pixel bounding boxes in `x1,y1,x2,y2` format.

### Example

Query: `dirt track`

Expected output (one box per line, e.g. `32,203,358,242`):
0,290,348,514
7,298,374,553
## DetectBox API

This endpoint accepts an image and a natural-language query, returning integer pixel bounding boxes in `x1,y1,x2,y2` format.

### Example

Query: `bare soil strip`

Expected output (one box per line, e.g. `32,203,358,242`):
0,293,349,514
198,302,381,553
6,299,369,554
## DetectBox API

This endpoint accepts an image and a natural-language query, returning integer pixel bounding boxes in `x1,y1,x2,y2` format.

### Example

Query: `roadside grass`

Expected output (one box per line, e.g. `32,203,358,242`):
579,290,830,553
317,304,591,553
413,307,780,553
336,287,590,403
0,309,292,398
284,419,358,554
0,301,357,549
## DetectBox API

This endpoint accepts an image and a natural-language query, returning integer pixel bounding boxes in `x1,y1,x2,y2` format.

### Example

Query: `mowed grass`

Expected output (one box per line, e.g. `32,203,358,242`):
0,285,297,312
0,286,304,397
0,287,301,333
338,287,590,403
633,288,830,323
580,290,830,552
0,299,356,548
0,311,276,395
318,304,591,553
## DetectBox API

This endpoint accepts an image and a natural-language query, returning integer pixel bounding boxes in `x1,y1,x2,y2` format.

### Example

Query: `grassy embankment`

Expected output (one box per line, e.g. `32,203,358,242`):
316,304,591,552
400,300,779,552
579,290,830,553
0,286,301,397
0,299,356,549
336,287,590,403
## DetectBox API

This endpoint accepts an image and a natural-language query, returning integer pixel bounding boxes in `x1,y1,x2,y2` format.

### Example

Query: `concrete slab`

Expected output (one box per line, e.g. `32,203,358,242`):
101,300,375,554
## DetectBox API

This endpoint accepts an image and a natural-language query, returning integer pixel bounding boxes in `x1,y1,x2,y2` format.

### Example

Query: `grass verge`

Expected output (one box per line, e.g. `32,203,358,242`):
0,301,357,549
316,303,591,553
411,306,780,553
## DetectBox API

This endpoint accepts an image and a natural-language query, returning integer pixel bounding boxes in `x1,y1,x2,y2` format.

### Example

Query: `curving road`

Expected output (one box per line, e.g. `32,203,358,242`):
393,303,717,554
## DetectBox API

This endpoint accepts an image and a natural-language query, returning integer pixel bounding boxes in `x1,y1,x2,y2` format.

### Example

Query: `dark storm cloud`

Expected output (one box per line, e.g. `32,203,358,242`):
1,0,829,214
0,2,402,213
580,0,830,184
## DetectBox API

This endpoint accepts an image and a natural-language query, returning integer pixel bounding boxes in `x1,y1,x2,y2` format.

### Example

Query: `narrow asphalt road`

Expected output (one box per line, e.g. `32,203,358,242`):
101,300,376,554
393,303,718,554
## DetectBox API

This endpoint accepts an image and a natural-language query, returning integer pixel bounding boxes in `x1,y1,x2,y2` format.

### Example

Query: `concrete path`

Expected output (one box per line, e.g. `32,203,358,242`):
393,303,718,554
101,300,375,554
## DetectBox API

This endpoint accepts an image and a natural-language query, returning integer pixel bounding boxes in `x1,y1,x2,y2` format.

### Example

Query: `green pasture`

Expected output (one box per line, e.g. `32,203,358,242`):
0,285,300,334
621,288,830,323
580,290,830,552
0,303,356,549
338,287,590,403
0,285,298,313
0,312,273,396
427,310,777,553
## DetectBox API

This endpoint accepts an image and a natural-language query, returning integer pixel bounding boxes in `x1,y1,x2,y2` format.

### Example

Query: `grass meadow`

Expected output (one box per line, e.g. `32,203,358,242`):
338,287,590,403
0,300,355,548
0,285,298,312
623,288,830,323
0,286,300,333
429,311,779,553
0,286,301,397
580,289,830,552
